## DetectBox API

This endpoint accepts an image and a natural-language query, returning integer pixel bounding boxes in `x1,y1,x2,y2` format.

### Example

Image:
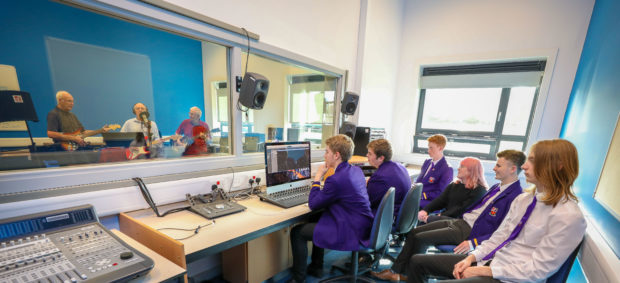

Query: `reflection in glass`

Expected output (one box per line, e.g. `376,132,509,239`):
0,0,229,171
502,87,536,136
241,53,338,153
421,88,501,132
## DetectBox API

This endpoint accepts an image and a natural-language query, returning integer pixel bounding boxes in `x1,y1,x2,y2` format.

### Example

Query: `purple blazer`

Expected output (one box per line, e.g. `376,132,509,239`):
309,162,374,251
416,157,453,208
367,161,411,219
466,181,523,247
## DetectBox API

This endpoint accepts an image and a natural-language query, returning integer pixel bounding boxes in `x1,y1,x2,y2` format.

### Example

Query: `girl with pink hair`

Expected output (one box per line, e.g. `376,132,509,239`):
418,157,488,223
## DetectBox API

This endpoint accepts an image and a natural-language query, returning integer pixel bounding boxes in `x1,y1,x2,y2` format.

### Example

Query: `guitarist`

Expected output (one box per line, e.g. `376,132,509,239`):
121,102,162,157
47,91,112,149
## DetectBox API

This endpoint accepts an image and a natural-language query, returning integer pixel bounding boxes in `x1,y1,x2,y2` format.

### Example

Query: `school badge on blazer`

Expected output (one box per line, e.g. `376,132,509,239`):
490,207,498,216
429,177,435,183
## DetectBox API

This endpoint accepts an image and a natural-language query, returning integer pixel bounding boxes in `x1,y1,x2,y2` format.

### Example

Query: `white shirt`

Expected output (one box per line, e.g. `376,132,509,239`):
463,180,517,227
121,118,161,140
470,191,586,282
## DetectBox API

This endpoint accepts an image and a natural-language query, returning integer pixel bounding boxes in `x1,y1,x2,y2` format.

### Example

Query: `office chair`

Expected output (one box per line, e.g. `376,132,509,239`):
321,187,395,283
547,240,583,283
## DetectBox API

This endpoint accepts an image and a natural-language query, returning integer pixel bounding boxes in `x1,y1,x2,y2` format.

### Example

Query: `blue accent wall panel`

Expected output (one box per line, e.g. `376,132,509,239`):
0,0,203,137
561,0,620,257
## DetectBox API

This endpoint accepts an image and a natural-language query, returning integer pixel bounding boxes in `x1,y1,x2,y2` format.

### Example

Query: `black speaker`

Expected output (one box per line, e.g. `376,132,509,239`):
339,122,357,139
340,91,359,115
353,127,371,156
239,72,269,110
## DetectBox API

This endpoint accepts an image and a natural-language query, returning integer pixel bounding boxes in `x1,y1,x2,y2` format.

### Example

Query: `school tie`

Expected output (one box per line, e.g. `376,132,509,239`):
482,195,537,260
424,162,435,177
465,184,501,214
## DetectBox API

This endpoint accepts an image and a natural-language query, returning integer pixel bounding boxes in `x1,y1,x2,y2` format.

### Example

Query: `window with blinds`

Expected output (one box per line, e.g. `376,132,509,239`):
414,60,545,159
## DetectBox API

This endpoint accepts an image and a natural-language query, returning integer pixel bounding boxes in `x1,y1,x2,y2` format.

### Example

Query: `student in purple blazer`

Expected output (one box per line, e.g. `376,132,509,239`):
366,139,411,218
416,134,453,208
371,150,526,282
289,134,373,283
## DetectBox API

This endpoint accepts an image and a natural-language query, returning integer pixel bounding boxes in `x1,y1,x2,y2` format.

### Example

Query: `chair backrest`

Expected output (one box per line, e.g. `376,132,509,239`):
546,240,583,283
393,183,423,234
367,187,395,251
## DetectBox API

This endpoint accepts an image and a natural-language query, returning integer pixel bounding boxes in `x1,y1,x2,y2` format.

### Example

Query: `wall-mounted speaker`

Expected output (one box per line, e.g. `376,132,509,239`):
239,72,270,110
339,122,357,139
340,91,359,115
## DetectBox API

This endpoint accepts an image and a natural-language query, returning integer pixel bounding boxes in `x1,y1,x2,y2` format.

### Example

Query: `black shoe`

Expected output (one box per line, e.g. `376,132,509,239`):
344,253,374,269
306,264,324,278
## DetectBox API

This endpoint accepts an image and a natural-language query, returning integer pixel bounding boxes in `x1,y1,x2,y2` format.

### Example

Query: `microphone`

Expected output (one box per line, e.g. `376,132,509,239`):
139,111,150,122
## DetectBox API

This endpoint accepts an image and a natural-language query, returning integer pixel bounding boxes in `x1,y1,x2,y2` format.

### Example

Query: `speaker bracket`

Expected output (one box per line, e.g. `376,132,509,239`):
236,76,243,92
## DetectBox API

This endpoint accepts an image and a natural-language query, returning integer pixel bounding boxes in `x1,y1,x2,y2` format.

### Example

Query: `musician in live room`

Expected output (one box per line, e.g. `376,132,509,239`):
47,90,111,148
175,106,210,145
121,102,163,157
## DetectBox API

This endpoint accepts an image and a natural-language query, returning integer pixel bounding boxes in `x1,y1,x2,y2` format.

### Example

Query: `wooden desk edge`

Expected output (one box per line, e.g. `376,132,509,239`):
111,229,186,283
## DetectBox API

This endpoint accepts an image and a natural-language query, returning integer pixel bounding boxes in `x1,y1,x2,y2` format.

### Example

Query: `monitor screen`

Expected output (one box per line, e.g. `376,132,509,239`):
264,141,311,187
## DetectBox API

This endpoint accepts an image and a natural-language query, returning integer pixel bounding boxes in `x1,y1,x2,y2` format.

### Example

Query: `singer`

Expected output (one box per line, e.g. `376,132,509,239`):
121,102,161,142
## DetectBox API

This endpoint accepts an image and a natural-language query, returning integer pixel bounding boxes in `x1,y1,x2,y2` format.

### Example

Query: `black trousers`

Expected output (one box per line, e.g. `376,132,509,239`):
407,254,500,283
391,218,472,274
290,222,324,282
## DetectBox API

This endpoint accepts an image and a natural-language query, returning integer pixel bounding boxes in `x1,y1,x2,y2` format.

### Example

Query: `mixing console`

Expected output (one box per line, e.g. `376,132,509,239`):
0,205,153,283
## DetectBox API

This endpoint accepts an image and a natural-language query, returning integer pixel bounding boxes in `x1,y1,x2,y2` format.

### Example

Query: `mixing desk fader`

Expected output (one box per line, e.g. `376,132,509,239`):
0,205,153,283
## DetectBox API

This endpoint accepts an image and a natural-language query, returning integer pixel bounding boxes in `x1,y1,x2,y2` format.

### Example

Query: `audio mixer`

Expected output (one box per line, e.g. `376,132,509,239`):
0,205,153,283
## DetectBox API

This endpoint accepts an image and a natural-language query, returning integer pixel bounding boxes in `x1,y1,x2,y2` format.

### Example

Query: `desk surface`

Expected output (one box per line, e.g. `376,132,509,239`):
111,229,186,283
123,196,311,261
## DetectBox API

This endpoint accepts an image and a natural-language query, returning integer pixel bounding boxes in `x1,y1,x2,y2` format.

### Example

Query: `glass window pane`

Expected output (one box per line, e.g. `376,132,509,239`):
0,1,230,171
417,139,491,154
421,88,501,132
502,87,536,136
498,140,524,152
241,53,338,153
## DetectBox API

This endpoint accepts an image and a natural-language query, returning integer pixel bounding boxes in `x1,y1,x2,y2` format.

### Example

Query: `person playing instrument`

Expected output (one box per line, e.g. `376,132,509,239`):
47,90,112,148
406,139,586,283
176,106,210,145
121,103,161,141
182,125,209,156
122,103,162,157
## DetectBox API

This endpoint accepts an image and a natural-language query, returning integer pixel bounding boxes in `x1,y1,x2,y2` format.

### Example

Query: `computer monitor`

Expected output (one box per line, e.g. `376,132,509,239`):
264,141,311,189
102,132,141,147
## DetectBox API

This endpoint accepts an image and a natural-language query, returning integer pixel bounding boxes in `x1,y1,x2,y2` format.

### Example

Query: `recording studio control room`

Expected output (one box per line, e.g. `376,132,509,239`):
1,1,619,283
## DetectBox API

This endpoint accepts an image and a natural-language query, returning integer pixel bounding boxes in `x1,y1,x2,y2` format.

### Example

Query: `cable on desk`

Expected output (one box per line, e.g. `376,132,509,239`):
133,177,190,217
157,220,216,241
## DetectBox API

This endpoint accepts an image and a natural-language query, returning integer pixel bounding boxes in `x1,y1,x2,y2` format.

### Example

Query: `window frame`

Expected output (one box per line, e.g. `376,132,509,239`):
413,62,543,160
0,0,345,197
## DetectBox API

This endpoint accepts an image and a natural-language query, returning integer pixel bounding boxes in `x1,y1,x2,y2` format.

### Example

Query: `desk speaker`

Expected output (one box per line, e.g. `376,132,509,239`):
340,91,359,115
239,72,269,109
339,122,357,139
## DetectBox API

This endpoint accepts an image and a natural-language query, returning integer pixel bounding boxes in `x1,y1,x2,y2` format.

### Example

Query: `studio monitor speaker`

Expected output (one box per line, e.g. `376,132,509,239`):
239,72,270,110
339,122,357,139
340,91,359,115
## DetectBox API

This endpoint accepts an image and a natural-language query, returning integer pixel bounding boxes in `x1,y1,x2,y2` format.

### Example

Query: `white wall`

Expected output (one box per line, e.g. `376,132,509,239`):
164,0,362,92
356,0,405,136
389,0,594,157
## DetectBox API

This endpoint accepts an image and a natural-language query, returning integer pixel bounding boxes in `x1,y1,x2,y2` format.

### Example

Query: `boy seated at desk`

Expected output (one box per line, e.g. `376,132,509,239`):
289,134,373,282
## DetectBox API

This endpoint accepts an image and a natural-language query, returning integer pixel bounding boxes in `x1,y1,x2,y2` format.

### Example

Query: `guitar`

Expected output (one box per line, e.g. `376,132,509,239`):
126,135,182,160
60,124,121,151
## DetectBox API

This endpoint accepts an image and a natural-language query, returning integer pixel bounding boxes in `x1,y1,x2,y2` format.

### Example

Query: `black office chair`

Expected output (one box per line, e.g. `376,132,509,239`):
321,187,395,283
547,240,583,283
393,183,423,240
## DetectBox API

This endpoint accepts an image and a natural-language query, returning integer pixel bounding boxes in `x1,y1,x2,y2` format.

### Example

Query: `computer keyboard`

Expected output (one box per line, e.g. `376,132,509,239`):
259,185,312,208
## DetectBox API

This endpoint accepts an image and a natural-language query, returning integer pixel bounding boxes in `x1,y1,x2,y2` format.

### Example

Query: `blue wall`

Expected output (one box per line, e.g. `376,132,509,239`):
561,0,620,257
0,0,204,138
